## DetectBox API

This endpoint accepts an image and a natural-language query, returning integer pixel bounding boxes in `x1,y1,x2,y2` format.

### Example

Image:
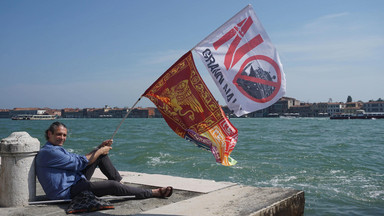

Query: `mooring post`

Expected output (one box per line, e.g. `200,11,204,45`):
0,132,40,207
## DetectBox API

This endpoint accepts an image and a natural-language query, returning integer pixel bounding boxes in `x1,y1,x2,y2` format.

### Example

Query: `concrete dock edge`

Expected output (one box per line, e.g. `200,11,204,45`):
0,168,305,216
252,190,305,216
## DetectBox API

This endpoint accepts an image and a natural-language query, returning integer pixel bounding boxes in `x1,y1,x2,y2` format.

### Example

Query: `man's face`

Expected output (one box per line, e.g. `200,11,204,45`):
47,126,67,146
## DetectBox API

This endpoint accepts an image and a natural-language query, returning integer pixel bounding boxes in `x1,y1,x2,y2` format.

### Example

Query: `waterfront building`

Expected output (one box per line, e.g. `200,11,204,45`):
84,108,108,118
344,102,363,114
61,108,84,118
127,108,150,118
327,103,345,116
108,108,128,118
268,97,300,114
288,104,312,117
0,109,10,118
147,107,163,118
363,101,384,112
58,107,155,118
311,102,329,117
46,109,61,117
2,98,383,119
247,108,270,118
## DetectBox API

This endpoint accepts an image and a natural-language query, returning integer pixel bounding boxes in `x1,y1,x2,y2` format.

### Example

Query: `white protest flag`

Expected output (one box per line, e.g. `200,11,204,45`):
193,5,286,117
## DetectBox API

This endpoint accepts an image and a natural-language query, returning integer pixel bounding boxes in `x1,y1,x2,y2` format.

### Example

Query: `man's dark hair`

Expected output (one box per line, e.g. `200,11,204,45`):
45,121,67,140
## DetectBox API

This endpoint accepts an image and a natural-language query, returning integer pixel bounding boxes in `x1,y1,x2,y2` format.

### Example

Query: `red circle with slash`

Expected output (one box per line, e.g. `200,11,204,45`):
233,55,282,103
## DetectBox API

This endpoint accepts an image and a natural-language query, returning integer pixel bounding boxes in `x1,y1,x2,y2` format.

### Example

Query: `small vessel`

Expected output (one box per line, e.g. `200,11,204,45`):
12,114,57,120
267,113,279,118
280,113,300,118
330,111,384,120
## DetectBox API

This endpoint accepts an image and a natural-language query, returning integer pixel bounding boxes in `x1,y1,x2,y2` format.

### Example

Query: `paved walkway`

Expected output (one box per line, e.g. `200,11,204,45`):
0,169,305,216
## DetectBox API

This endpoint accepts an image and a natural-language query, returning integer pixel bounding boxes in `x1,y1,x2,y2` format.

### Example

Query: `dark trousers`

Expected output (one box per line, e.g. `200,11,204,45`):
70,154,152,199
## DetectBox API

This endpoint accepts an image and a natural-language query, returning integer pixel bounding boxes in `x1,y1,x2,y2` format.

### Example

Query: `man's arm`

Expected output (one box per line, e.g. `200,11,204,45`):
86,140,113,165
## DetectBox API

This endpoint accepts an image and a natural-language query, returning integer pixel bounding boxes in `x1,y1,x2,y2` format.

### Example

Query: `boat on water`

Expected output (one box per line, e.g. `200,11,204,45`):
330,111,384,120
280,113,300,118
11,114,57,120
267,113,280,118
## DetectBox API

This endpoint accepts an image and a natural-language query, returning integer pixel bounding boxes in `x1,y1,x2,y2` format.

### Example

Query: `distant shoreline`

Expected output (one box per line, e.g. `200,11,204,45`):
1,97,383,118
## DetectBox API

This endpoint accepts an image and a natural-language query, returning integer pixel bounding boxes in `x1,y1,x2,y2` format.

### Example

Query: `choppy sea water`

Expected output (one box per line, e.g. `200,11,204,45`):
1,118,383,215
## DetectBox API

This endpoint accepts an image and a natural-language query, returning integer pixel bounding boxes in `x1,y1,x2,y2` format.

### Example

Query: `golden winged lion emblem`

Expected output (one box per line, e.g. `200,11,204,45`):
162,79,203,121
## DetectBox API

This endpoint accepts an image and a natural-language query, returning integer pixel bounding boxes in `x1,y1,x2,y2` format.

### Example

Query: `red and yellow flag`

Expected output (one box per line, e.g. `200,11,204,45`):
143,51,238,166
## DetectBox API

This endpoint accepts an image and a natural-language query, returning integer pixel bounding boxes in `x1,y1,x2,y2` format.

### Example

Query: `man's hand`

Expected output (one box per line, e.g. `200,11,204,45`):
98,139,113,149
98,146,112,155
87,140,113,165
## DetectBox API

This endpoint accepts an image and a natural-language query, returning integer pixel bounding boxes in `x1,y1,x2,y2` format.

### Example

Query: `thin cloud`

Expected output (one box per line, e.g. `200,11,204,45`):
301,12,352,34
279,35,384,63
276,11,384,64
305,12,350,27
274,11,384,102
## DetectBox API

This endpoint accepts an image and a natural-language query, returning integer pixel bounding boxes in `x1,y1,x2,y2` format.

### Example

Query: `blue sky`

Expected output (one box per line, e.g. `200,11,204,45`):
1,0,383,109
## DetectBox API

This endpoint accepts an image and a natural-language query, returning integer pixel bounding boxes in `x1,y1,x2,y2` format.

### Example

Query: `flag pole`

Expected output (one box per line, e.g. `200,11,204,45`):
111,96,142,140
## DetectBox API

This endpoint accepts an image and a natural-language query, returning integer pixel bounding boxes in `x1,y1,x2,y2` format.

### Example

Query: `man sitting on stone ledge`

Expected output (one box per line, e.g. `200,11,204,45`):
36,121,173,201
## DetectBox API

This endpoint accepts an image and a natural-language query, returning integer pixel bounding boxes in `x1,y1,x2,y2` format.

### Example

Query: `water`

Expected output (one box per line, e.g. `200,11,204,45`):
1,118,383,215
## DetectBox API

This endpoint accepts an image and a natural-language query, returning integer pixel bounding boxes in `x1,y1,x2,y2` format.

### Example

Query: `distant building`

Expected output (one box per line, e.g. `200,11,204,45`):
128,108,149,118
3,97,383,119
0,109,10,118
248,108,269,118
344,102,363,114
268,97,300,115
311,102,329,117
327,103,345,115
61,108,83,118
45,109,61,117
84,108,107,118
147,107,163,118
222,97,301,117
108,108,128,118
289,104,312,117
363,101,384,112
